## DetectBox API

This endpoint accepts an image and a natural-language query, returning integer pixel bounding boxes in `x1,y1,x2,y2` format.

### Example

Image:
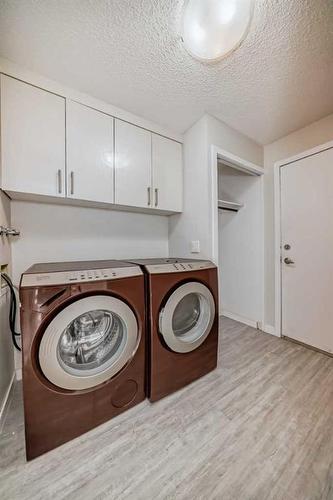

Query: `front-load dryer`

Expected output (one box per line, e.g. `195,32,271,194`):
19,260,145,460
127,258,219,402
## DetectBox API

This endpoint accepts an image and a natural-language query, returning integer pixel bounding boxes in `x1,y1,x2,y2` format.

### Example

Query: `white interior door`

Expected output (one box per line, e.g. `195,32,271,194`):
280,147,333,353
66,101,114,203
0,75,66,197
152,135,182,212
115,120,152,208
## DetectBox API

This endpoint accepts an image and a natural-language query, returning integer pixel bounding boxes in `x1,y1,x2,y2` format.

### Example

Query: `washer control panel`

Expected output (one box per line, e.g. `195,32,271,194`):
21,266,142,288
146,261,216,274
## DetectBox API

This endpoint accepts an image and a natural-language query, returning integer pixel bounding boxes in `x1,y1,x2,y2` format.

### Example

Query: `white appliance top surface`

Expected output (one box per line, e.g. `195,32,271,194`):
128,259,216,275
20,260,142,287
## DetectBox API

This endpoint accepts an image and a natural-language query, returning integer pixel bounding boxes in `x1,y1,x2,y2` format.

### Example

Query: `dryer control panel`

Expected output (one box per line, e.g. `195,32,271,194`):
21,266,142,287
145,261,216,274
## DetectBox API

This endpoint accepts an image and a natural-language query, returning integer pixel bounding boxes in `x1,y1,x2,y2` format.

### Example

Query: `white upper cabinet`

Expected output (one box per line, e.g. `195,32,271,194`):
0,75,65,197
0,74,183,214
115,120,152,209
115,120,183,213
66,101,114,203
152,135,182,212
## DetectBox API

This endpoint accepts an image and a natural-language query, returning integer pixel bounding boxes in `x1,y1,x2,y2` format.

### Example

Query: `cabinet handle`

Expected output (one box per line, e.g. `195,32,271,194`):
155,188,158,207
70,171,74,195
147,186,151,206
57,169,62,194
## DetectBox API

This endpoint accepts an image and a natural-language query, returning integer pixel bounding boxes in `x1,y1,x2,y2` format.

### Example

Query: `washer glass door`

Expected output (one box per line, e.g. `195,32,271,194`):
39,295,139,390
159,282,215,353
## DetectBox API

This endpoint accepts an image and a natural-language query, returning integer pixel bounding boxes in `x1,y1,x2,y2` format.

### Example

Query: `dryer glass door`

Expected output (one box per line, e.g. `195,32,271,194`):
39,295,139,390
159,282,215,353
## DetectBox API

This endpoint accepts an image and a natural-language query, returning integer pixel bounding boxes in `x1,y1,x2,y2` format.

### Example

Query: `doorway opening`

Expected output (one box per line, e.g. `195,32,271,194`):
210,146,264,329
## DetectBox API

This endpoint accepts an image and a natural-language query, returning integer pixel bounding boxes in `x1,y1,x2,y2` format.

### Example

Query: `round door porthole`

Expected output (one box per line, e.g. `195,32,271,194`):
159,282,215,353
39,295,139,390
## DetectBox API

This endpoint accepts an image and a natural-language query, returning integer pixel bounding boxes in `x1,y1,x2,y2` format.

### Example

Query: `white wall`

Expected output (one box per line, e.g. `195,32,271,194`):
169,116,210,259
0,191,14,418
169,114,263,263
11,201,169,285
207,115,263,166
0,191,11,269
264,113,333,328
218,165,263,326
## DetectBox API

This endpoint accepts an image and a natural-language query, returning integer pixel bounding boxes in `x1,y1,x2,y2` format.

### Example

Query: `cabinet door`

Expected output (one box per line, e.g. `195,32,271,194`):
0,75,65,196
152,135,182,212
66,101,114,203
115,120,152,208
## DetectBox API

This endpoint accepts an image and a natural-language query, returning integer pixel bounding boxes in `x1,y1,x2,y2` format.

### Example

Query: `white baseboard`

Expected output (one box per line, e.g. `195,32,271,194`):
262,324,280,337
221,310,258,329
221,311,280,339
0,372,15,433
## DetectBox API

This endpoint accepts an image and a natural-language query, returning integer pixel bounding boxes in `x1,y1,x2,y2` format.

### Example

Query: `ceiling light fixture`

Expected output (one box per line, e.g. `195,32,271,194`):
182,0,254,63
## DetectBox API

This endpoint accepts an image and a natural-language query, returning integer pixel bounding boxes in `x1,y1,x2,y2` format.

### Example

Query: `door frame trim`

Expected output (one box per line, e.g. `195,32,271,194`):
274,140,333,338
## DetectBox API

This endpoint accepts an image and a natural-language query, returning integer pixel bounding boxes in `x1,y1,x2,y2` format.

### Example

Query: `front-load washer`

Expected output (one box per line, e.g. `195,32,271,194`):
19,260,145,460
127,258,219,401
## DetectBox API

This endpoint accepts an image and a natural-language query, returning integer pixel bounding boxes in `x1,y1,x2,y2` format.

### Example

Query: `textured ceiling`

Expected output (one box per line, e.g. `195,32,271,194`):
0,0,332,144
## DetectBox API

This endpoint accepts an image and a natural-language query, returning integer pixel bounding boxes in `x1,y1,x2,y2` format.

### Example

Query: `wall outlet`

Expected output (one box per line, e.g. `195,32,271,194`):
190,240,200,253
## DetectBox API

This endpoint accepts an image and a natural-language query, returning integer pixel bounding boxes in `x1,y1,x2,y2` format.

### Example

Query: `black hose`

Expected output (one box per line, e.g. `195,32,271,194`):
1,273,21,351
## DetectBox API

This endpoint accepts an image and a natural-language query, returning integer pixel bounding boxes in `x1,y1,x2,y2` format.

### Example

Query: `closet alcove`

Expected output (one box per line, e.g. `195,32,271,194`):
217,159,264,328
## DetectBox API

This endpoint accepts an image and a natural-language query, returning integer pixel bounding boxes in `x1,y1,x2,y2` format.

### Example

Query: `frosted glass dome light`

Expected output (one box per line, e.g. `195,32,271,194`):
182,0,254,62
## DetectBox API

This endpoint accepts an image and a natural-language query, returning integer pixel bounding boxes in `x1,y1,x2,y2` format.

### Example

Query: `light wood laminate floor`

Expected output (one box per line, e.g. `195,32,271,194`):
1,317,333,500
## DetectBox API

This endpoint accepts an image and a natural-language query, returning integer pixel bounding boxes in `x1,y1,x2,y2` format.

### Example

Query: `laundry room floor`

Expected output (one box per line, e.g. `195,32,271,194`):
1,317,333,500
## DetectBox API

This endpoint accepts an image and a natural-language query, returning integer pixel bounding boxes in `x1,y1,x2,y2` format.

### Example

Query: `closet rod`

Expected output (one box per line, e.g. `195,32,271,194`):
218,207,238,213
218,200,243,212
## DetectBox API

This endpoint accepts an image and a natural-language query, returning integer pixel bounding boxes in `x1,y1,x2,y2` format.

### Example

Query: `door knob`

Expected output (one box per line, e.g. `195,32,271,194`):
284,257,295,265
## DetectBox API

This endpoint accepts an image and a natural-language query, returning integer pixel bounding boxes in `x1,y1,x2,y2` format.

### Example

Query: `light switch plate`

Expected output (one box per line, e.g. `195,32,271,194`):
190,240,200,253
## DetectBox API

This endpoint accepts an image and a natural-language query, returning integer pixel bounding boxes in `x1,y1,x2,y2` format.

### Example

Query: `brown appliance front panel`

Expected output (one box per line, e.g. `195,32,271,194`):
147,268,219,401
20,275,146,460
